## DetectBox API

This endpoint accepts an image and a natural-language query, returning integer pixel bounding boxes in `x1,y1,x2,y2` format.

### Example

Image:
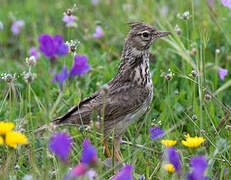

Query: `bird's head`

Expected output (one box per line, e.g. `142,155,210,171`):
126,22,171,50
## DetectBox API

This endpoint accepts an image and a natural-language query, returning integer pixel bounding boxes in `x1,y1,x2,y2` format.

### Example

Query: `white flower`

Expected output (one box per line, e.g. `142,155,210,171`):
23,72,35,83
182,11,190,20
26,56,36,66
177,11,190,20
175,25,182,35
22,175,33,180
3,73,15,83
216,49,220,54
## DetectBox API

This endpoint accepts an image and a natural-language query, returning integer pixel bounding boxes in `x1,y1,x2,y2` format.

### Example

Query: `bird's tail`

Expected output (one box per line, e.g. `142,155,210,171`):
34,121,57,134
34,116,81,134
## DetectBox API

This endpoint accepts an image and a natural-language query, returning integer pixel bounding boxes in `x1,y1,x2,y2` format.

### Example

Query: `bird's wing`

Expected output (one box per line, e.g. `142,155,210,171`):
54,84,150,129
53,90,103,125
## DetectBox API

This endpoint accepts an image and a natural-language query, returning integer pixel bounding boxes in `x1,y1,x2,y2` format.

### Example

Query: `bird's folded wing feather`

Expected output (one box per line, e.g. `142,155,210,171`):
53,84,150,127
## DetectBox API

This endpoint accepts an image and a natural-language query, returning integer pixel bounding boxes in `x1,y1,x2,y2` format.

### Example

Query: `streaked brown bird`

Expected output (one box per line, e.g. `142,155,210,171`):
53,22,171,161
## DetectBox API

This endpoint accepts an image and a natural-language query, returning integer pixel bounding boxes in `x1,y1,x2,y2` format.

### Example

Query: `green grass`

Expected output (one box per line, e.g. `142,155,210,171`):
0,0,231,179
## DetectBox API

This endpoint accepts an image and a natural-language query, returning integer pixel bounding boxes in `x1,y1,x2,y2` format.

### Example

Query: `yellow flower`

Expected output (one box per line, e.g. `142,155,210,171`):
0,122,15,135
5,131,28,148
181,134,205,148
164,164,175,173
0,136,3,145
161,140,177,147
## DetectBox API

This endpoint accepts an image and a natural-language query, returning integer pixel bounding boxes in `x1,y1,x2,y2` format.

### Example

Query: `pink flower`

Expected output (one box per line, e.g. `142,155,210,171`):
91,0,99,4
221,0,231,9
62,14,76,27
218,68,228,80
93,26,103,39
29,47,41,60
71,163,88,176
11,20,25,35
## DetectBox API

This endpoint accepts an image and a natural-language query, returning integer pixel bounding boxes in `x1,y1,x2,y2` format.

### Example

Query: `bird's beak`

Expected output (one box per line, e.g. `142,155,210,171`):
159,31,172,37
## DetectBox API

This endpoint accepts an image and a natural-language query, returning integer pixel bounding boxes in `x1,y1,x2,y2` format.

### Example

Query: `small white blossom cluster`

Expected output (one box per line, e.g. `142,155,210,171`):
175,25,182,35
26,56,36,66
161,69,174,81
63,4,78,28
1,73,16,83
65,40,80,55
177,11,190,20
23,72,36,83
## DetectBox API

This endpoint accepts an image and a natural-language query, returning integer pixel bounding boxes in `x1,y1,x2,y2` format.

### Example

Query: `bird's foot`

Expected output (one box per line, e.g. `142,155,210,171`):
103,140,112,158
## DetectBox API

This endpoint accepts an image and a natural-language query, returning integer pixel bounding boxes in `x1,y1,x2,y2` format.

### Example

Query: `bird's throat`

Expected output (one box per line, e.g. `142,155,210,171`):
117,45,153,88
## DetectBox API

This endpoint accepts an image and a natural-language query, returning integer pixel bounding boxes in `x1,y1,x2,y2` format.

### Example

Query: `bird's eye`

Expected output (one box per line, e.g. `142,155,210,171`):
142,32,150,38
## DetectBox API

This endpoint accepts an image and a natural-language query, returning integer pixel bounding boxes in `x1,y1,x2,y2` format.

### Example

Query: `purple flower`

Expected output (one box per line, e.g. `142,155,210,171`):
149,127,165,139
29,47,41,60
70,55,90,77
91,0,99,4
62,14,75,27
11,20,25,35
221,0,231,9
112,164,133,180
161,6,169,16
218,68,228,80
52,65,69,84
80,139,97,165
53,35,69,56
187,156,208,180
93,26,103,38
38,34,68,58
48,132,72,161
224,167,228,175
39,34,56,57
167,147,181,173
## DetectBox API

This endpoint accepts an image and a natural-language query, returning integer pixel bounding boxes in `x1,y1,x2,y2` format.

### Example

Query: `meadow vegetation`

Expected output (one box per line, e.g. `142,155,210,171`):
0,0,231,179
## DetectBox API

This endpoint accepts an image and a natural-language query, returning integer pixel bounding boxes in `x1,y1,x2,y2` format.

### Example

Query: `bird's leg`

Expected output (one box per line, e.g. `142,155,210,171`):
103,140,111,158
113,137,122,162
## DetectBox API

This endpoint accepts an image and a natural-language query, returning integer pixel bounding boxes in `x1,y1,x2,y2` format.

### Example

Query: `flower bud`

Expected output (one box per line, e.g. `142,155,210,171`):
4,74,14,83
65,9,72,16
78,125,85,133
204,93,211,101
182,11,190,20
191,70,197,77
70,45,76,52
24,72,35,83
165,73,173,80
190,48,197,55
192,115,197,120
26,56,36,66
175,25,182,35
